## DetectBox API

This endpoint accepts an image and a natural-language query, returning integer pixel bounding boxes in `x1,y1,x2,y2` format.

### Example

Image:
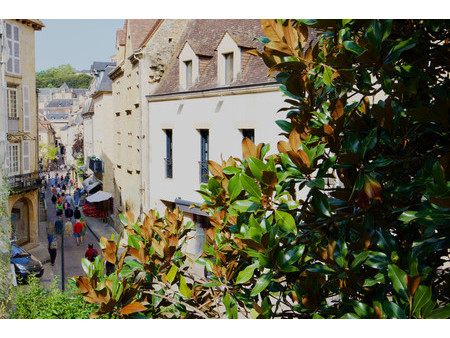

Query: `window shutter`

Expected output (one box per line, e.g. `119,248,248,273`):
22,141,30,174
22,85,30,132
6,143,10,175
5,23,13,73
13,25,20,74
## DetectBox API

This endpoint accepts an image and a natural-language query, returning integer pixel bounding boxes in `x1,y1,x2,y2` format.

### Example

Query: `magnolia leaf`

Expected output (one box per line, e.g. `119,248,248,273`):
250,272,273,297
179,275,192,298
388,264,409,301
274,210,297,234
383,300,406,319
227,173,243,200
240,173,262,198
236,262,260,284
242,137,257,161
120,302,148,315
166,264,178,284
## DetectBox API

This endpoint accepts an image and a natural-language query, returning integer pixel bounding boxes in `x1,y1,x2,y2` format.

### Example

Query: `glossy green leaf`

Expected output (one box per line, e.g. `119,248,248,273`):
311,189,331,217
236,262,260,284
223,293,238,319
334,238,348,268
231,200,261,212
365,251,389,269
166,264,178,284
179,275,192,298
250,272,273,297
340,313,360,319
323,66,333,86
350,251,369,270
274,210,297,234
247,157,266,182
427,305,450,319
284,245,305,265
306,263,336,275
276,120,293,134
222,166,241,175
353,302,373,318
240,173,262,198
227,173,242,200
388,264,409,301
343,41,363,55
412,285,432,317
383,300,406,319
363,272,385,287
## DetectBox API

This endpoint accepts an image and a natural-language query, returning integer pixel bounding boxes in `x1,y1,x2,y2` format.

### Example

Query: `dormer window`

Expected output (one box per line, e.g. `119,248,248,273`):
179,42,199,90
217,32,241,86
184,60,193,88
224,53,234,84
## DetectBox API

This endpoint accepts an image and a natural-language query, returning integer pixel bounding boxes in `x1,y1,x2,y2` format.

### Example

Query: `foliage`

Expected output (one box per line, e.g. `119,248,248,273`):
11,276,97,319
0,172,12,318
39,144,58,161
36,64,93,89
74,19,449,319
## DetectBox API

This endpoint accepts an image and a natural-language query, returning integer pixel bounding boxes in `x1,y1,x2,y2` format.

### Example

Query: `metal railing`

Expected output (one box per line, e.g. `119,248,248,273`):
199,160,209,183
165,158,173,178
8,171,42,192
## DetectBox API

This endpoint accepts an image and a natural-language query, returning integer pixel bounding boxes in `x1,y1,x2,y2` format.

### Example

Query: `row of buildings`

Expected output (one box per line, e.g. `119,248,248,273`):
82,19,286,235
0,19,44,246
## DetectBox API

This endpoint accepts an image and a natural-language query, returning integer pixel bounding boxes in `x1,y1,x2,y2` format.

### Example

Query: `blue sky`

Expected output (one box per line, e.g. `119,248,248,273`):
35,19,125,72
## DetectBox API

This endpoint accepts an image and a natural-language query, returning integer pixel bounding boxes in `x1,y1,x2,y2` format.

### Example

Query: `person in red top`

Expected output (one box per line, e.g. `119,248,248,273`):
85,244,98,262
73,220,83,246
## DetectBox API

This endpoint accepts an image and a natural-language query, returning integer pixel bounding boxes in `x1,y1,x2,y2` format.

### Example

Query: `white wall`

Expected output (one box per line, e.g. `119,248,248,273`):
148,87,285,212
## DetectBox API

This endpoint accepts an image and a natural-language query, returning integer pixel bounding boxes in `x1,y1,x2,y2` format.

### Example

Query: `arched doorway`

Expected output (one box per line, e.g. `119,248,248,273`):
10,198,30,245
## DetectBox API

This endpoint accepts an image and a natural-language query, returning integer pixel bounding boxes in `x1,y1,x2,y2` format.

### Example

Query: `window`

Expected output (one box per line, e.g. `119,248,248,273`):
242,129,255,143
7,87,18,118
184,60,192,89
9,143,20,175
5,22,20,75
165,129,173,178
224,53,234,84
199,129,209,183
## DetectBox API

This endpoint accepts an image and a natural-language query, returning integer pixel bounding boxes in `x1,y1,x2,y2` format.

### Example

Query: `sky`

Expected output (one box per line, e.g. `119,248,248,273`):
35,19,125,72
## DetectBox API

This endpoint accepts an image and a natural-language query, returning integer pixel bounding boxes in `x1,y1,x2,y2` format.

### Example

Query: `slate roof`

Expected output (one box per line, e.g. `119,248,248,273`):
91,61,116,74
153,19,275,95
94,65,115,94
46,99,74,108
60,82,70,91
72,89,89,98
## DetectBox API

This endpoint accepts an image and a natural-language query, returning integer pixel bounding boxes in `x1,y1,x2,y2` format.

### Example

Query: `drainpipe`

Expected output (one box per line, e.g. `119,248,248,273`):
136,49,144,220
0,19,6,169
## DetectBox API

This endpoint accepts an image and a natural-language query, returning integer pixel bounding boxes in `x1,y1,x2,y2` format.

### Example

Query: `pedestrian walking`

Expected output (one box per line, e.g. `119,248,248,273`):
56,200,63,217
51,194,57,206
64,194,74,208
65,219,73,236
52,185,57,195
54,216,64,236
85,244,98,262
56,184,61,195
74,188,80,206
50,176,55,187
80,217,87,243
64,205,73,223
48,233,57,266
73,220,83,246
74,206,81,220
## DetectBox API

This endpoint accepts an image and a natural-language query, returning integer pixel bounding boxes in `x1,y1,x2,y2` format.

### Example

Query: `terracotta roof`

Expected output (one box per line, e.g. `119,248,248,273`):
127,19,161,51
116,28,126,46
16,19,45,30
153,19,275,95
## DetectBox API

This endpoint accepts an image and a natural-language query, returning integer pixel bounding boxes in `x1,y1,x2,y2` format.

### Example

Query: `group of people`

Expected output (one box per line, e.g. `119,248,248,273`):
46,170,99,266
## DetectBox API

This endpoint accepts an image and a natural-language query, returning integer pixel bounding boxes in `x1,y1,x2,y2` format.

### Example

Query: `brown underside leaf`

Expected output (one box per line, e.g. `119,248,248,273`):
120,302,148,315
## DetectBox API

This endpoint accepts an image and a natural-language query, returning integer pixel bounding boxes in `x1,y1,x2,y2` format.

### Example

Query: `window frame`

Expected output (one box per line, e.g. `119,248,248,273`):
184,60,193,89
7,87,18,119
5,21,21,75
164,129,173,179
199,129,209,183
9,143,20,175
223,52,234,84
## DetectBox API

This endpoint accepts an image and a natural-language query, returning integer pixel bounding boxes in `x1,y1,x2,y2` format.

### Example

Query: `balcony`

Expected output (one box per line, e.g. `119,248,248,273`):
89,158,103,173
165,158,173,178
8,171,42,193
8,117,19,133
199,161,209,183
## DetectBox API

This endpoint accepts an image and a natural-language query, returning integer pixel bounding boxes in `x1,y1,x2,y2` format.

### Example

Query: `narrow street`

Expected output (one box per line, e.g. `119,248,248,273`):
38,170,101,290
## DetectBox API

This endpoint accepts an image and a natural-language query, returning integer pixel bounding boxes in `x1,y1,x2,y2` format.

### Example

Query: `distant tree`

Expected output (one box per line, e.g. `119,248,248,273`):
36,64,93,89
